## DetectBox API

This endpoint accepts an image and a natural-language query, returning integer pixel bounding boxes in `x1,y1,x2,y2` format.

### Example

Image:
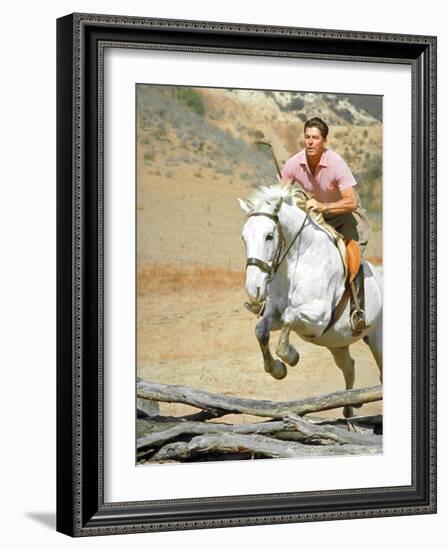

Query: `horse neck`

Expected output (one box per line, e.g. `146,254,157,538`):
277,203,314,252
277,203,344,283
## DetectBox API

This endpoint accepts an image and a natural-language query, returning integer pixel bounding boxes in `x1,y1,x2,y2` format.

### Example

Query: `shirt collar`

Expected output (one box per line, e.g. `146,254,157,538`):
299,148,328,169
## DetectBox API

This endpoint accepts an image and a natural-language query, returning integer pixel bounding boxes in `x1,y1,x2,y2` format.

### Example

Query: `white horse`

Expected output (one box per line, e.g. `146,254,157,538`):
239,184,383,418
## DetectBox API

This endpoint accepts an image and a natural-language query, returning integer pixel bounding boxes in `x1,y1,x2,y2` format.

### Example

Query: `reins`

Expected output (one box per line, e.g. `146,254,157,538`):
276,212,308,271
246,210,309,283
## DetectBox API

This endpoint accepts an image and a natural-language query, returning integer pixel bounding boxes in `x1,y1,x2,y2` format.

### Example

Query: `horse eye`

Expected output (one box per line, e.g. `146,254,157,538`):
266,234,274,241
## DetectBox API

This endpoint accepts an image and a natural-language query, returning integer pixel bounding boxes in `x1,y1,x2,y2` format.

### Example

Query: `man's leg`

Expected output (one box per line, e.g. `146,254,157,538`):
345,238,367,335
323,214,367,335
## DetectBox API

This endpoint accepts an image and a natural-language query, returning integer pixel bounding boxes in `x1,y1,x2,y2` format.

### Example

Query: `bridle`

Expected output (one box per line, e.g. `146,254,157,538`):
245,210,309,283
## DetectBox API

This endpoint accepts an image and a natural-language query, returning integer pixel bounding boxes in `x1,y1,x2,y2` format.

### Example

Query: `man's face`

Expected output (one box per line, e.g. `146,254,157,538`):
304,126,326,161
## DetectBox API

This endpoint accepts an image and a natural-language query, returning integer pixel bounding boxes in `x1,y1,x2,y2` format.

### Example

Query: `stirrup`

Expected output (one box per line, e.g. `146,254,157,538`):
350,308,368,336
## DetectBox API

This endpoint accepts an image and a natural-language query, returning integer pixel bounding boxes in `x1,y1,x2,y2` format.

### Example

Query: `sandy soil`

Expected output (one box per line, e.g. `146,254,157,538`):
136,157,382,423
138,282,382,423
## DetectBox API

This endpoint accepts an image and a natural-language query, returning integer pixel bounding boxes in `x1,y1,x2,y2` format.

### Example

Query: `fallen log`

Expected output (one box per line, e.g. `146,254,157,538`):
137,380,382,419
136,398,160,418
314,414,383,429
137,416,381,452
138,419,287,450
283,414,381,447
149,432,382,462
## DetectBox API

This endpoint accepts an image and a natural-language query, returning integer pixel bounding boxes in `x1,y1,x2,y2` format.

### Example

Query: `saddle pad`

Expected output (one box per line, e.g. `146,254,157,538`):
293,185,347,278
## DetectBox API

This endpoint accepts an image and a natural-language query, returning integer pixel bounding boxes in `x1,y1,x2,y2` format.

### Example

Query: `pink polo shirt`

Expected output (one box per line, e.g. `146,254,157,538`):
281,148,357,203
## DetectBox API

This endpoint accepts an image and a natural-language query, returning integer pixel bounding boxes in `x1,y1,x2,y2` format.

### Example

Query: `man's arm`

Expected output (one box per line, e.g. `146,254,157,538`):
306,186,358,215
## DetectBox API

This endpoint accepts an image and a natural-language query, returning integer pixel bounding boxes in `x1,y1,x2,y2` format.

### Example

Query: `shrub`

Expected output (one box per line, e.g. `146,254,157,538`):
175,87,205,116
355,155,383,216
143,151,155,162
336,108,354,124
365,154,382,181
289,97,305,111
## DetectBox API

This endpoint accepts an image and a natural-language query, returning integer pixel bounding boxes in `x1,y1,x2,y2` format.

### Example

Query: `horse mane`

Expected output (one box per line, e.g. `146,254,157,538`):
247,183,342,241
247,183,300,210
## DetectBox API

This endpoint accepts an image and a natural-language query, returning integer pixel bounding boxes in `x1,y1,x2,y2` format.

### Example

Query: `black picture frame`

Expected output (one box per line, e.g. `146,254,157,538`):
57,13,437,536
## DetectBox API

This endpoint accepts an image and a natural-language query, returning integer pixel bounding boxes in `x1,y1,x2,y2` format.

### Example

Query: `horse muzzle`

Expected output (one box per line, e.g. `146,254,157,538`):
245,264,269,303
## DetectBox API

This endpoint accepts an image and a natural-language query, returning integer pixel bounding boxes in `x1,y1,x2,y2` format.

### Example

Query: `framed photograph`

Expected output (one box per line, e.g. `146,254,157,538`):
57,13,436,536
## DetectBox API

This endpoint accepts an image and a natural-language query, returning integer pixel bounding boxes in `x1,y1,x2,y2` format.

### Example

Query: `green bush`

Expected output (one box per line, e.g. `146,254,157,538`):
365,154,382,181
175,87,205,116
143,150,155,162
336,107,354,124
355,155,383,216
288,97,305,111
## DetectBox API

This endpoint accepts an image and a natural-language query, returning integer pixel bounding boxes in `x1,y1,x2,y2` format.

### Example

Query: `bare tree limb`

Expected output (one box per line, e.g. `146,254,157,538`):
138,419,286,450
137,380,382,418
313,414,383,429
283,414,380,446
137,416,381,452
148,433,382,462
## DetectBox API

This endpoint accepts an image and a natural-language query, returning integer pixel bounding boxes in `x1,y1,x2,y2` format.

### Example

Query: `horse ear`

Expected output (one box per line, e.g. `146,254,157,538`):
238,198,252,215
274,197,283,213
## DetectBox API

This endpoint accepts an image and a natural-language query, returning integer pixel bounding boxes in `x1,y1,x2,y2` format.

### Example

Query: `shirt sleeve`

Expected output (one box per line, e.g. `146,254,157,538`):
281,158,295,180
335,159,357,190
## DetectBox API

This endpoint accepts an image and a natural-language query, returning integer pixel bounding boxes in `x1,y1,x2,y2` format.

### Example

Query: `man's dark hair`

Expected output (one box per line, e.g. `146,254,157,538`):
304,117,329,139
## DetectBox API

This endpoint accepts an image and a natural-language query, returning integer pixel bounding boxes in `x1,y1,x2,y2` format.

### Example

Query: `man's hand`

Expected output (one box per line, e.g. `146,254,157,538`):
307,187,358,215
306,198,326,213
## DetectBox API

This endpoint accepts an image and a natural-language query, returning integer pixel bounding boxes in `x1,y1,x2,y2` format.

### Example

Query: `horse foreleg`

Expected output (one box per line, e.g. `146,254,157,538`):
255,318,287,380
328,346,357,418
275,325,300,366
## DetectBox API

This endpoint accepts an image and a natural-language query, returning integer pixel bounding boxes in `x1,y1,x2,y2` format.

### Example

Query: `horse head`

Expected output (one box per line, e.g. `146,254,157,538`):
239,195,283,305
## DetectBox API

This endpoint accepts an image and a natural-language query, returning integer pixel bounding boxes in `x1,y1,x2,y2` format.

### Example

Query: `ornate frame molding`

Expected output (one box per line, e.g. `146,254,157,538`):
57,13,437,536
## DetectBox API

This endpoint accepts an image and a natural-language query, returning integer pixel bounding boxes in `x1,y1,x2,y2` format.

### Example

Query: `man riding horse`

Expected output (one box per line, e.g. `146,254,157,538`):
248,117,370,334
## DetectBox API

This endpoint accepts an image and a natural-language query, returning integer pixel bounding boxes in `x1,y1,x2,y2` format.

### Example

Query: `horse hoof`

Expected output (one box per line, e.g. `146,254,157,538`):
277,346,300,367
270,360,287,380
343,405,354,419
287,347,300,367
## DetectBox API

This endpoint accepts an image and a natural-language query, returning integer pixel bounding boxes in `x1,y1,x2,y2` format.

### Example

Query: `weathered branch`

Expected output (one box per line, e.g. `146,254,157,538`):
138,419,286,450
136,398,160,418
137,416,381,452
314,415,383,429
137,380,382,419
149,433,382,462
283,414,381,447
